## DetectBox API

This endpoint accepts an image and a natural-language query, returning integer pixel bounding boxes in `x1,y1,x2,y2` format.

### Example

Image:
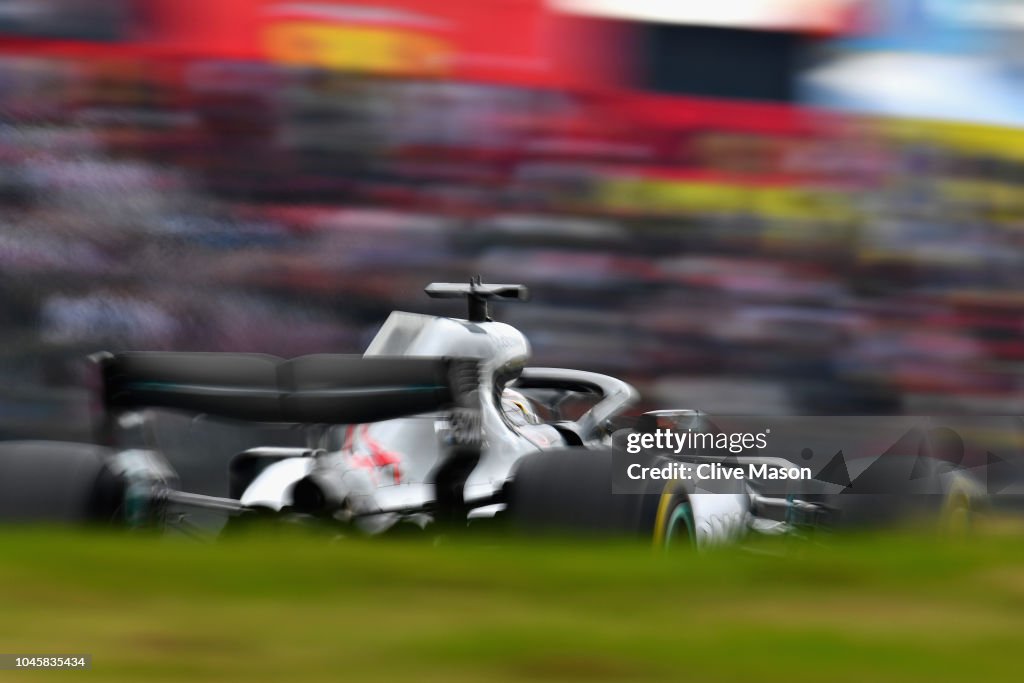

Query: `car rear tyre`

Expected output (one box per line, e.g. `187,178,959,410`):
0,441,125,524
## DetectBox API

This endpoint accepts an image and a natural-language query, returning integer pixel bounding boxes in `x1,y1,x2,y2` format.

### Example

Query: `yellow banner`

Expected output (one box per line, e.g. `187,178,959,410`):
597,176,857,222
880,118,1024,161
264,21,451,76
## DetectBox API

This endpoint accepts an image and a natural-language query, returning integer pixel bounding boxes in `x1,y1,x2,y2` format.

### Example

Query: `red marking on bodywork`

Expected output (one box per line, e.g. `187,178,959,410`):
342,424,404,484
360,424,403,483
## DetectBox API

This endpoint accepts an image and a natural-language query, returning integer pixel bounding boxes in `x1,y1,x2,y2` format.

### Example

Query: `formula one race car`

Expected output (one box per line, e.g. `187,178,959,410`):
0,281,988,547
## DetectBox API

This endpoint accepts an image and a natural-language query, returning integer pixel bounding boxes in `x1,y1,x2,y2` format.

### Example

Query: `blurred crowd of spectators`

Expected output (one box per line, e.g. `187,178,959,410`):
2,56,1024,438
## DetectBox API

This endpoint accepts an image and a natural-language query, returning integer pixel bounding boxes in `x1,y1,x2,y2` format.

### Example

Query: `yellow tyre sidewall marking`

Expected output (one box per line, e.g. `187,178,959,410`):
653,479,684,548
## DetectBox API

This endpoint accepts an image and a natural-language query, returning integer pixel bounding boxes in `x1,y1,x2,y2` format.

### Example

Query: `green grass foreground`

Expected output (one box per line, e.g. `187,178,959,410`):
1,528,1023,682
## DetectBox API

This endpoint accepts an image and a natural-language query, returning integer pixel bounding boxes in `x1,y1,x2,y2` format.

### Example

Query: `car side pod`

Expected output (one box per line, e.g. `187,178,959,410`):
291,358,485,524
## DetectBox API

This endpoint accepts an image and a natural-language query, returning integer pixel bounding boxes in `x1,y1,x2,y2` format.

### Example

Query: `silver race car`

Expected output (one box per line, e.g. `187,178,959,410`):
0,280,985,546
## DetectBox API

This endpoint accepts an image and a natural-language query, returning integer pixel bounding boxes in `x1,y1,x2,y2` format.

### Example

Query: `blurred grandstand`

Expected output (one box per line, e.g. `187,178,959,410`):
2,0,1024,445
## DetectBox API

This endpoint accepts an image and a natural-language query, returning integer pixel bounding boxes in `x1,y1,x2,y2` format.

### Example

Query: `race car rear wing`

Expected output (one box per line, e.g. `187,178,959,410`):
90,352,480,440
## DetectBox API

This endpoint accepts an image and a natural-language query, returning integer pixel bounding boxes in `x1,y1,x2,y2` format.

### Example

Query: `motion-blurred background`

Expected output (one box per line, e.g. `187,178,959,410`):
3,0,1024,444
